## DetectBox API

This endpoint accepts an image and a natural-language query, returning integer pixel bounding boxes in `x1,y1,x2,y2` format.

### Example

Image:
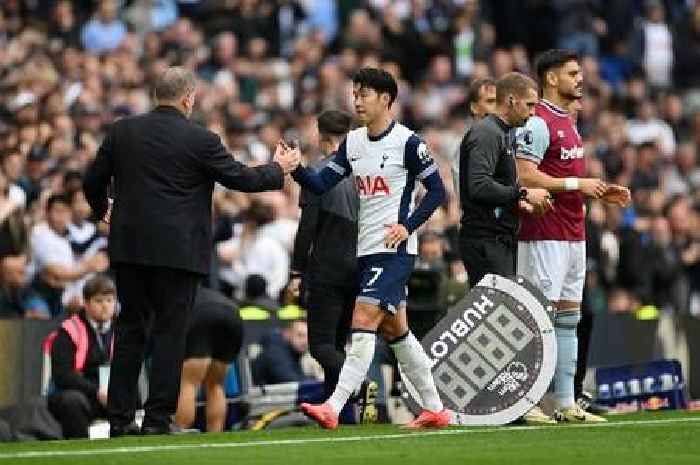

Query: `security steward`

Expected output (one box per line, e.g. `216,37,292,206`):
288,110,357,399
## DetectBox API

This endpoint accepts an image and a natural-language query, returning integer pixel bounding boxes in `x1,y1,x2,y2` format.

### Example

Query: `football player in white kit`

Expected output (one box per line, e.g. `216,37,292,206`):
289,68,450,429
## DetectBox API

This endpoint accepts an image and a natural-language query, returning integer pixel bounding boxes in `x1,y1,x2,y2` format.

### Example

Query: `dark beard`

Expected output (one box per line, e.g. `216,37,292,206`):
561,89,582,102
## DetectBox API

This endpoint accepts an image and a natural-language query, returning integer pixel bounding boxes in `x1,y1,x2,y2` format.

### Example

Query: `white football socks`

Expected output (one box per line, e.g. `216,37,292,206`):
326,331,376,415
391,331,444,412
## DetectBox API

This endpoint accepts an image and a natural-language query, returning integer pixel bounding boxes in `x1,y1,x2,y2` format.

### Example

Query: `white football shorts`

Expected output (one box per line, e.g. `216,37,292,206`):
517,240,586,303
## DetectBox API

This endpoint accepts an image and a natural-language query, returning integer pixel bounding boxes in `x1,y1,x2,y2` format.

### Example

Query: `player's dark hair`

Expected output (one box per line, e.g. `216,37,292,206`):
535,49,579,88
352,68,399,108
317,110,352,136
495,72,537,104
46,193,70,211
467,78,496,112
83,274,116,301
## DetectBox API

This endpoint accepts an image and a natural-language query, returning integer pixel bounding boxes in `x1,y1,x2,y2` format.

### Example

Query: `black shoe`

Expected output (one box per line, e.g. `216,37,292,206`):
110,422,141,438
576,391,609,415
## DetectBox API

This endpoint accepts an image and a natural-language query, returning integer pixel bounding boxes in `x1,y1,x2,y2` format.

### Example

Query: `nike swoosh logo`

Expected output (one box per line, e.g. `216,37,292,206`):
351,157,361,161
362,288,376,293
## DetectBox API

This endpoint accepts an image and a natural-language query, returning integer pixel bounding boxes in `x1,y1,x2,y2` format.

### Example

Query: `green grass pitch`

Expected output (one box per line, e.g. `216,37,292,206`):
1,411,698,465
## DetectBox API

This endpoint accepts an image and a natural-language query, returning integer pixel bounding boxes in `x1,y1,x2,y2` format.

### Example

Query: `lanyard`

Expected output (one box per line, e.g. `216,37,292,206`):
93,325,108,358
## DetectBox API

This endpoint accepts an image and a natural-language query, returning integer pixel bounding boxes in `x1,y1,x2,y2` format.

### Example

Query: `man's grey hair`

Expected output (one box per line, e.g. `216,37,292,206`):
153,67,196,102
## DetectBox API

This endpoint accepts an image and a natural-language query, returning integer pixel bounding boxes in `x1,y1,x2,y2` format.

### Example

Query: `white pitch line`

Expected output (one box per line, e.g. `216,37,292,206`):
1,417,699,460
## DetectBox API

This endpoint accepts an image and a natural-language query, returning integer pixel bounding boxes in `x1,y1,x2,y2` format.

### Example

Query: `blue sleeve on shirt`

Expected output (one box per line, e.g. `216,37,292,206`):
402,135,446,234
515,116,550,164
292,139,351,195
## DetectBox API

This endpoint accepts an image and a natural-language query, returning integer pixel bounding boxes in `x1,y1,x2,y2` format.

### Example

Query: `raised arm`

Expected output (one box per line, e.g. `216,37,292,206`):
201,133,288,192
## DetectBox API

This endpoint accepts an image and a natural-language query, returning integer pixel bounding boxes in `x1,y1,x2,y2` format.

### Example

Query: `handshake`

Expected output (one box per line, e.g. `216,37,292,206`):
272,139,302,174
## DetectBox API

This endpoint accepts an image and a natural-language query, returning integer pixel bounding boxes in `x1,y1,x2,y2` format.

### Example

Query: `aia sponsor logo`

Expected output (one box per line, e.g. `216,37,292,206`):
560,146,584,160
355,175,390,196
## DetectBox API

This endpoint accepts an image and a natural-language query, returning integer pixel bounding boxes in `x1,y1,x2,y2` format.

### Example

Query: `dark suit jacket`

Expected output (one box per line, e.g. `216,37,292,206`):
84,106,284,274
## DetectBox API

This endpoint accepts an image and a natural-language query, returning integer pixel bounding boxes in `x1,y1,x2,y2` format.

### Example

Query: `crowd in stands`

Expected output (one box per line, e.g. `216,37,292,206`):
0,0,698,349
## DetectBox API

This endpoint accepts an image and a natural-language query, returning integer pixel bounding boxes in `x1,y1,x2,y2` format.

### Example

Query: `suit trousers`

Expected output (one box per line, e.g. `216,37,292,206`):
304,282,355,398
108,263,200,429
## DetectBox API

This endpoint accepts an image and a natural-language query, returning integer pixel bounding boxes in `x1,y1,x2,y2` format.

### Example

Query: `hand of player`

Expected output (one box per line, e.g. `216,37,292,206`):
384,223,409,249
273,140,301,174
579,178,608,199
602,184,631,207
524,188,554,215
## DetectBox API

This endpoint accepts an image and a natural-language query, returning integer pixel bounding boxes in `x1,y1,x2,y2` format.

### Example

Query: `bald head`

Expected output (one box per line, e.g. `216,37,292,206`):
154,67,196,103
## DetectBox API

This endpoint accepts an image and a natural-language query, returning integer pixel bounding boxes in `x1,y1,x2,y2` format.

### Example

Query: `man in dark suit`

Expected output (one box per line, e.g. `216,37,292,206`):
84,67,299,436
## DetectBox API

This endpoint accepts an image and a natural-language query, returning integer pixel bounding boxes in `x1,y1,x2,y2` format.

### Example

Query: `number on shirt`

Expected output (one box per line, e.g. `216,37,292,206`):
367,267,383,286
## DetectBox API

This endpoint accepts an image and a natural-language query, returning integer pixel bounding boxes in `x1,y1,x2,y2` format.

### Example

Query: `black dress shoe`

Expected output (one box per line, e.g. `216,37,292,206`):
110,422,141,438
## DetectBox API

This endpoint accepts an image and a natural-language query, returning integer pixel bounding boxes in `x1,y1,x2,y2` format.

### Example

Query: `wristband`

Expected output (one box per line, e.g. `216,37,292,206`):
564,177,579,191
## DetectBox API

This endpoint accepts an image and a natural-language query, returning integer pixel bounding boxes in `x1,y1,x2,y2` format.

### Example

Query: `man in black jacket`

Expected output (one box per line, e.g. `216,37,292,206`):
48,275,116,438
83,67,299,436
459,72,552,287
289,110,356,400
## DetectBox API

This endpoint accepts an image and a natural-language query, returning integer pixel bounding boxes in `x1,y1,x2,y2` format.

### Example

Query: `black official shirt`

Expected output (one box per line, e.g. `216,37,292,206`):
459,114,521,237
291,156,358,290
